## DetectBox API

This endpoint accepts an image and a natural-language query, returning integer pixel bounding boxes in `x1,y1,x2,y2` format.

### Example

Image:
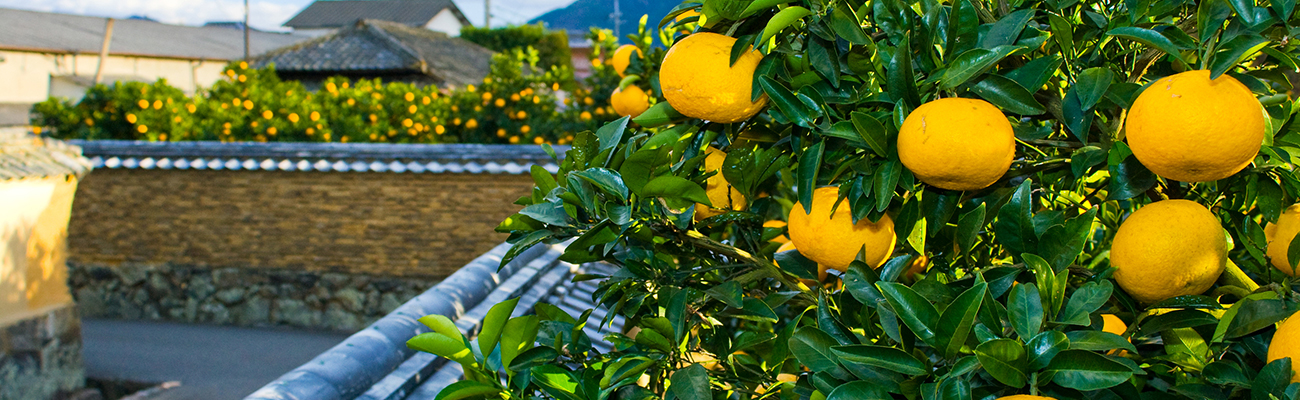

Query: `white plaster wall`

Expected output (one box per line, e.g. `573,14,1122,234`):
0,50,230,103
425,9,464,36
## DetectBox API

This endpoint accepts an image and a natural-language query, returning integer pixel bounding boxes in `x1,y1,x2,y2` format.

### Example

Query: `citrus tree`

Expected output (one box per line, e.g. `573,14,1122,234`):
408,0,1300,398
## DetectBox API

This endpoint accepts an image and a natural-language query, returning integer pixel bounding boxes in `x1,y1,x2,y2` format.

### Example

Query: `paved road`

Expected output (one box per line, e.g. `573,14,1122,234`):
82,318,352,400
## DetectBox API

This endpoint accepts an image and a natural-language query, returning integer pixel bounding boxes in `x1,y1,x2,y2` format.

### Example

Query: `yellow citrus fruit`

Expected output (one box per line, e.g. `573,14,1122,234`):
1125,70,1264,182
1268,311,1300,383
1111,199,1226,304
1264,204,1300,276
764,220,789,244
660,33,768,123
612,45,642,77
901,254,928,283
777,241,833,289
694,147,746,221
611,86,651,118
1102,314,1128,336
898,98,1015,191
996,396,1056,400
788,187,896,271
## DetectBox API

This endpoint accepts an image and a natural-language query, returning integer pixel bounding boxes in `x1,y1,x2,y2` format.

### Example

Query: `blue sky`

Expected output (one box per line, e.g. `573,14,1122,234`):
0,0,577,31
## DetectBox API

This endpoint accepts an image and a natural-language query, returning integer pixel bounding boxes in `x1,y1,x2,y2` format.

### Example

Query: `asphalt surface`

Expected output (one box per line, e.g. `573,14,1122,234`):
82,318,352,400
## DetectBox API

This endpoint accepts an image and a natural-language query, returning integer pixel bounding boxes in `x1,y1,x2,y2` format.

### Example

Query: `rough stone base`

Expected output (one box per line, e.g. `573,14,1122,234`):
68,263,438,332
0,304,85,400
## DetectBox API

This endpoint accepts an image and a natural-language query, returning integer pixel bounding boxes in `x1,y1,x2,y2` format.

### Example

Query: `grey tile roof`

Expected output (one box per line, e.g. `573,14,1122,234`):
0,128,93,180
250,20,495,87
283,0,468,29
0,7,309,60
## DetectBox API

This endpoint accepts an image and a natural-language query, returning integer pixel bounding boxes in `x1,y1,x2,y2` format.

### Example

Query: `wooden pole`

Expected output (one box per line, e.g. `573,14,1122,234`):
243,0,250,59
484,0,490,28
93,18,114,84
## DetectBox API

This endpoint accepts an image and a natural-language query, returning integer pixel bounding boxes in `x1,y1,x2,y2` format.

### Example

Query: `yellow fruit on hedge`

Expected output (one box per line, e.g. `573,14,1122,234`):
1111,199,1227,304
1102,314,1128,336
777,241,825,286
1265,204,1300,276
765,220,790,243
1125,70,1264,182
901,254,928,283
788,187,896,271
660,33,768,123
611,45,642,77
695,147,746,221
1268,312,1300,383
611,86,651,118
898,98,1015,191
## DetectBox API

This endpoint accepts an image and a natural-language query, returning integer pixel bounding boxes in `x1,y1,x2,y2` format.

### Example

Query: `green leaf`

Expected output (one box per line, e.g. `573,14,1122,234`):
832,345,928,375
419,314,463,338
888,33,922,108
1209,35,1269,79
956,203,986,255
1009,282,1044,340
875,160,901,212
531,364,584,400
477,297,520,359
971,74,1046,115
850,111,890,158
935,282,987,359
1039,208,1099,271
642,176,710,209
1138,309,1221,336
1225,298,1291,338
798,141,825,214
1288,232,1300,273
498,315,539,373
1107,27,1189,67
1107,143,1157,201
434,380,503,400
981,9,1035,49
809,36,841,88
1027,331,1070,370
946,0,980,55
941,45,1025,90
975,339,1029,388
993,180,1037,256
1057,281,1113,326
531,165,558,197
621,144,674,196
790,327,843,373
1048,14,1074,56
1071,146,1106,177
1066,331,1138,353
408,332,477,367
573,168,629,201
595,117,631,167
1046,350,1135,391
520,202,571,226
500,230,554,270
878,282,941,346
1073,67,1114,110
828,6,871,45
826,381,892,399
1198,0,1233,43
670,364,712,400
760,6,812,44
761,75,817,127
705,281,743,308
1253,358,1295,399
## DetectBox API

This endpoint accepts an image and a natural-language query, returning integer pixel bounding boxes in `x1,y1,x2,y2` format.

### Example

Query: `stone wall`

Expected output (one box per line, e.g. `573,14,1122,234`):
69,263,436,331
0,305,84,400
67,169,535,279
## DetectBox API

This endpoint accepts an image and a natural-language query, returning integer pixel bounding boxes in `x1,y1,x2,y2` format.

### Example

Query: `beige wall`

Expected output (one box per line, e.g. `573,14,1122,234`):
0,176,79,327
425,9,464,36
0,50,229,103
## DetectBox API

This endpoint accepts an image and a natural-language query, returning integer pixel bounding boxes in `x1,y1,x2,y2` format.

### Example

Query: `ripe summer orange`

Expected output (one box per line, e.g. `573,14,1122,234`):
694,147,746,221
611,45,642,77
1268,311,1300,383
611,86,651,118
1125,70,1264,182
898,98,1015,191
788,187,896,271
1111,199,1227,304
1264,204,1300,276
660,33,768,123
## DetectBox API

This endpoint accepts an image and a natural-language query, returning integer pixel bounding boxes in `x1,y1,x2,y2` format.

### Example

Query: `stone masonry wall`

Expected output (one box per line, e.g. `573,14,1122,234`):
66,169,535,279
0,304,83,400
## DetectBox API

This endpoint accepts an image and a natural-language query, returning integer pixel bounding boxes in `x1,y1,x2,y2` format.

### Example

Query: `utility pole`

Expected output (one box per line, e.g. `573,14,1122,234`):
243,0,250,59
484,0,490,28
93,18,114,84
611,0,621,39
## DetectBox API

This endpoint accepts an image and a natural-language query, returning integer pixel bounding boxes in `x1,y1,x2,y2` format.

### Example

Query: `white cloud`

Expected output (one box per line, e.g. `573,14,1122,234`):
0,0,578,31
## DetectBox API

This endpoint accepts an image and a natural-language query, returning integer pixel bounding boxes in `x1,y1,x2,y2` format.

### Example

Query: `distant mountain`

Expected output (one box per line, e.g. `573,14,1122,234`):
530,0,681,40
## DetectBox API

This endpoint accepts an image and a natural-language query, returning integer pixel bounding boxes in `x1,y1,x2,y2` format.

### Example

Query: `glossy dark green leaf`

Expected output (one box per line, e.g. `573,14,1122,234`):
1066,331,1138,353
790,327,844,373
760,75,816,127
850,111,891,158
845,261,885,305
946,0,980,55
993,180,1037,256
1027,331,1070,370
1198,0,1233,43
829,6,872,44
1288,232,1300,273
1045,350,1134,391
972,74,1046,115
832,345,928,375
595,117,631,167
642,176,710,209
826,381,892,399
816,295,855,344
975,339,1029,388
573,168,629,201
669,364,711,400
510,347,561,372
1210,35,1270,79
500,230,554,269
1071,146,1106,178
935,282,987,359
1039,208,1099,271
798,140,825,214
956,203,986,255
1073,67,1114,110
1107,27,1189,67
940,45,1025,90
981,9,1035,49
1058,280,1113,326
875,161,901,212
1009,282,1044,340
1253,358,1294,399
1272,0,1297,23
808,36,840,88
1225,298,1291,338
888,34,922,108
434,380,503,400
1004,56,1062,94
705,281,743,308
878,282,941,345
1048,14,1074,56
1138,309,1221,336
1107,143,1157,201
1203,361,1252,387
